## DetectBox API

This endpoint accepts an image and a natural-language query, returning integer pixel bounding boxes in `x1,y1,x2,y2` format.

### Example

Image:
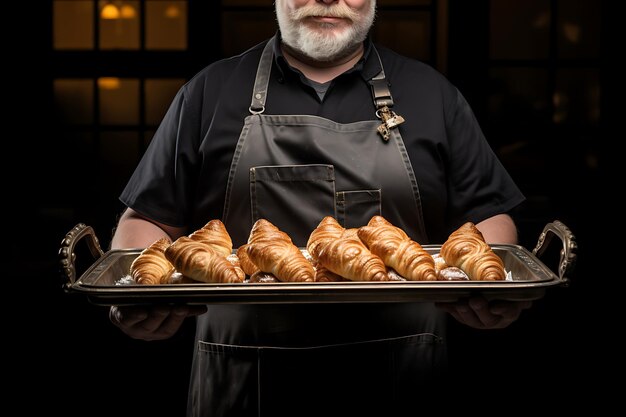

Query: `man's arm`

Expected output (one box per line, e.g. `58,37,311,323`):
437,213,531,329
475,213,518,244
111,208,187,249
109,208,206,341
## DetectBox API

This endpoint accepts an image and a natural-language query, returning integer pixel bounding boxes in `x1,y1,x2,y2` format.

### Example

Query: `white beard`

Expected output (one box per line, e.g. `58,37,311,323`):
276,1,376,62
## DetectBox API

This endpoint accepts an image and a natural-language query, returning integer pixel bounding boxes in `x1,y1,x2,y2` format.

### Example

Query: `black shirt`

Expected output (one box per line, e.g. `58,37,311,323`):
120,34,524,244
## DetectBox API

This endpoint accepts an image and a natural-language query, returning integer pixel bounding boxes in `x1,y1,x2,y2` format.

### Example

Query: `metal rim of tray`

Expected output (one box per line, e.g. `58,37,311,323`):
59,221,577,305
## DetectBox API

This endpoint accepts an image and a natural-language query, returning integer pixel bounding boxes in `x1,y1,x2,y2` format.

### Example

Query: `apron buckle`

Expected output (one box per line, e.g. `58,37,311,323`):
376,106,405,141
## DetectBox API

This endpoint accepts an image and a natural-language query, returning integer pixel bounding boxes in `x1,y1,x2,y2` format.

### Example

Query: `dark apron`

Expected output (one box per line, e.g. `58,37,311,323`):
187,39,447,417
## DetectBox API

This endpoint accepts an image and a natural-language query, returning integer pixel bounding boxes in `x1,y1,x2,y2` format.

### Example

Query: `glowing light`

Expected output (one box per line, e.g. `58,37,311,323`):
101,3,120,20
164,5,181,19
120,4,137,19
98,77,122,90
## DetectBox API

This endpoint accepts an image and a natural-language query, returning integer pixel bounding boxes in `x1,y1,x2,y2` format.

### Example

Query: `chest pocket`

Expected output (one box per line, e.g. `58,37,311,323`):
250,164,381,245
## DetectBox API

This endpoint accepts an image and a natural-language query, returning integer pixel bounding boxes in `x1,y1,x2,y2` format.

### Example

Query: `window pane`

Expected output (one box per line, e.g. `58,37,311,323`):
145,78,186,125
372,11,431,61
100,131,142,168
54,79,94,124
99,0,140,50
146,1,188,50
54,1,94,50
221,11,277,56
98,78,140,125
490,0,551,60
144,129,157,148
558,0,601,59
554,69,600,126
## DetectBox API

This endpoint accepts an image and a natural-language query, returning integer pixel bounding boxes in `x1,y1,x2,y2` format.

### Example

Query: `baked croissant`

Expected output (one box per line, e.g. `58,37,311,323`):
189,219,233,257
130,237,175,285
439,222,506,281
317,233,389,282
358,216,437,281
165,236,244,283
236,245,259,276
244,219,315,282
306,216,345,261
236,218,296,277
314,264,348,282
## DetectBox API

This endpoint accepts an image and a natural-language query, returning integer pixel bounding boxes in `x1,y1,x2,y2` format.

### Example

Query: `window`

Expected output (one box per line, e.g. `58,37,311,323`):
51,0,190,228
53,0,188,50
483,0,601,244
50,0,449,236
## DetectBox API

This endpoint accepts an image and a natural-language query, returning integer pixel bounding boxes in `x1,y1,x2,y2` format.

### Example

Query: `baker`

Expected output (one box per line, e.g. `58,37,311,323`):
109,1,530,415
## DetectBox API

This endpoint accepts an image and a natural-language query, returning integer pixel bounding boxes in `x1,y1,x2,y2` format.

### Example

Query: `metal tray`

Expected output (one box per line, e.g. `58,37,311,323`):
59,221,576,305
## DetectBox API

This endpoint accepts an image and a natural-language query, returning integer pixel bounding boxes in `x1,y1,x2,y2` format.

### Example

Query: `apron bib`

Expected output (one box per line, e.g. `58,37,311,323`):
188,38,446,417
222,37,427,247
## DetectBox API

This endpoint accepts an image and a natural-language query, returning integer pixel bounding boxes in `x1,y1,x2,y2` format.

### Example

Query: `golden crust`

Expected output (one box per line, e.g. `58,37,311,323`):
439,222,506,281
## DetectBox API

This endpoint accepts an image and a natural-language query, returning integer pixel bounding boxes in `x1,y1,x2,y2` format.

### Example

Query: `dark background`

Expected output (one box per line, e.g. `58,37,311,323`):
11,0,613,413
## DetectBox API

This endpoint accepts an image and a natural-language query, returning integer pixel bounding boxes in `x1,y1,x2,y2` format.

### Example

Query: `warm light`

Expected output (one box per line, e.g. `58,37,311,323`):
98,77,122,90
120,4,137,19
552,92,567,124
101,3,120,20
562,23,581,44
533,11,550,29
164,5,181,19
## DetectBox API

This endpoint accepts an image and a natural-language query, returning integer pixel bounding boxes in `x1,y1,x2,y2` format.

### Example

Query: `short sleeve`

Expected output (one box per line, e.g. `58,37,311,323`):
444,89,525,225
119,84,202,227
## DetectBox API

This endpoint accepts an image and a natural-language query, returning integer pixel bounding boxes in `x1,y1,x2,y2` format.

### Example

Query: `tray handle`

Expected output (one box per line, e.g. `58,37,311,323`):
59,223,105,288
532,220,577,286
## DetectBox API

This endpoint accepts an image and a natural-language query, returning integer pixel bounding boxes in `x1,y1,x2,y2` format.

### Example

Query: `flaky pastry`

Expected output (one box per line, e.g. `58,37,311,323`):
439,222,505,281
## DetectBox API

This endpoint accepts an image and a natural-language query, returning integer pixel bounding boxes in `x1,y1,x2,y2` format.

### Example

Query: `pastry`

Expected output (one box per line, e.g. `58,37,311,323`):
244,219,315,282
317,234,389,282
314,264,348,282
130,237,175,285
189,219,233,257
439,222,506,281
236,245,259,276
358,216,437,281
306,216,345,261
165,236,244,283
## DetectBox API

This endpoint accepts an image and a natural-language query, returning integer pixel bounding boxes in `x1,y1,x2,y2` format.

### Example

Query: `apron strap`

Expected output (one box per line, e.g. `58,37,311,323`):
249,36,276,114
368,49,395,110
250,37,394,116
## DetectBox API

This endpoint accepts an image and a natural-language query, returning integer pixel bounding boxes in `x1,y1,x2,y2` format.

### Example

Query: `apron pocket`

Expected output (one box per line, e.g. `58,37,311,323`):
258,333,446,415
336,189,382,229
250,164,336,246
188,342,259,417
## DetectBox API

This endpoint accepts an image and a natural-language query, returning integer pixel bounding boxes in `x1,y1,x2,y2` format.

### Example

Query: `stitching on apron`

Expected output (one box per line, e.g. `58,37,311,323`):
198,332,443,352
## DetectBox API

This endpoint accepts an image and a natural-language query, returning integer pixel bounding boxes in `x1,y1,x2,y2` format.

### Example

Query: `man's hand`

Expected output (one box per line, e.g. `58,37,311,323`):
109,304,208,341
436,297,532,329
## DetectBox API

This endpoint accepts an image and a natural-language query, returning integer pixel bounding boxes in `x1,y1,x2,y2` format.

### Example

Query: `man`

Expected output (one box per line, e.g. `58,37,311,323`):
110,1,530,415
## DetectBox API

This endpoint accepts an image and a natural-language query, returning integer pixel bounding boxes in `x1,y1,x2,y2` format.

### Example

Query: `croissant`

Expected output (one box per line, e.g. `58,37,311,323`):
130,237,175,285
317,235,389,281
358,216,437,281
439,222,506,281
236,218,294,277
236,244,259,276
306,216,345,261
189,219,233,257
245,219,315,282
314,264,348,282
165,236,244,283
